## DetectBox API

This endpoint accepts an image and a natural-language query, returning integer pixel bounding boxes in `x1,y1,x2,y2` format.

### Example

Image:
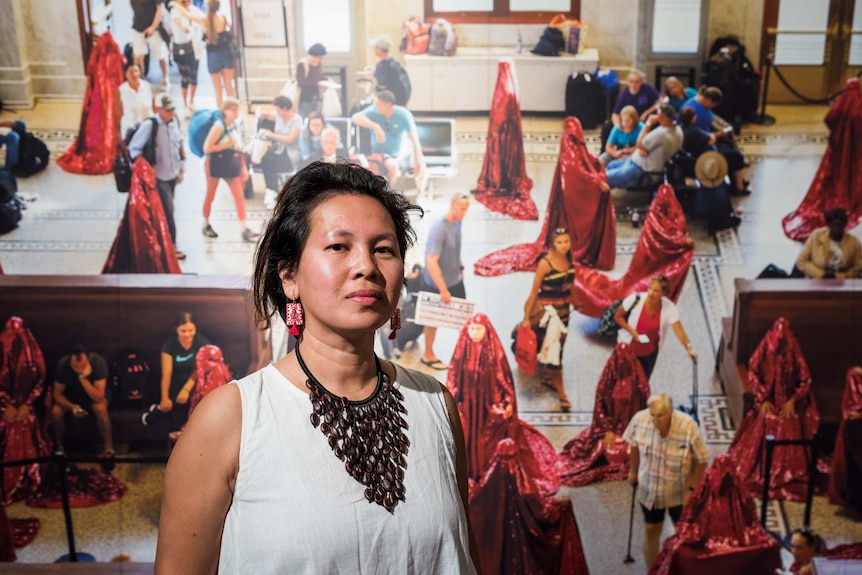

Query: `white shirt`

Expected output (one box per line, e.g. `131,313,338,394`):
617,294,680,348
119,81,154,136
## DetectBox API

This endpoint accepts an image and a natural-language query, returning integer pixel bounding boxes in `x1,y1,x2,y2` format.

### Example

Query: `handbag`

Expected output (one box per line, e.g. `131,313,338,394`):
512,325,538,375
598,295,641,339
113,145,133,193
209,149,243,179
280,59,306,105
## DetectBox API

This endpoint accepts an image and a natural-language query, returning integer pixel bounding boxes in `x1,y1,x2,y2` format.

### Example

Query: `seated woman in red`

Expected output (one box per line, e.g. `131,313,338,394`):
726,317,821,501
558,342,650,486
447,313,559,495
828,366,862,515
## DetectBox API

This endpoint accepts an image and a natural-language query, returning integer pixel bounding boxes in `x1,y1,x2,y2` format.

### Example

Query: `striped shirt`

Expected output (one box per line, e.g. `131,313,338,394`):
623,409,709,509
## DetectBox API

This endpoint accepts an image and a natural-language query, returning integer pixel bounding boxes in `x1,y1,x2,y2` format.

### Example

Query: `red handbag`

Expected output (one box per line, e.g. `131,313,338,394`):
513,325,538,375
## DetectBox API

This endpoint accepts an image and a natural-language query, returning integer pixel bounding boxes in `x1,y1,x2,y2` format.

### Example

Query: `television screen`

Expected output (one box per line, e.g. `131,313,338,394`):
415,120,453,158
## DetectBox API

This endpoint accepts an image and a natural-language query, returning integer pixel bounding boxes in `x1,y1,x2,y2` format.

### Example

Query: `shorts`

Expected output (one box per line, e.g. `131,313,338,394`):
132,29,166,61
640,503,683,525
382,151,424,177
173,43,199,88
422,277,466,299
207,42,235,74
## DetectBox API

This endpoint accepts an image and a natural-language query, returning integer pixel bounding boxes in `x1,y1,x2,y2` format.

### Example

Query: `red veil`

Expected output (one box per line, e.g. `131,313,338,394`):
649,454,782,575
828,367,862,514
474,117,616,276
190,345,232,418
573,183,693,318
783,78,862,241
469,438,591,575
57,32,125,175
102,158,181,274
727,318,821,501
558,343,650,486
446,313,559,495
471,60,537,221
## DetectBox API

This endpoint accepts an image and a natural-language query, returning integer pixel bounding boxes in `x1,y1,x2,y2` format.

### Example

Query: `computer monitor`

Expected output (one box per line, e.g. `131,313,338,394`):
415,119,454,164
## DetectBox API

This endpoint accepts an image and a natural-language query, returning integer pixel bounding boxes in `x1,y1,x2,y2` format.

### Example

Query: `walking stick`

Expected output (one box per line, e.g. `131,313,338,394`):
624,482,637,564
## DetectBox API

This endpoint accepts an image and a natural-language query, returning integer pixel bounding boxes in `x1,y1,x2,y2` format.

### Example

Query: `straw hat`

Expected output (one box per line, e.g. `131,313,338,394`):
695,151,728,188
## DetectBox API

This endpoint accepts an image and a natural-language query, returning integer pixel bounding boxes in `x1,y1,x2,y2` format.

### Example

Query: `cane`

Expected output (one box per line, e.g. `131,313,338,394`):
624,482,637,564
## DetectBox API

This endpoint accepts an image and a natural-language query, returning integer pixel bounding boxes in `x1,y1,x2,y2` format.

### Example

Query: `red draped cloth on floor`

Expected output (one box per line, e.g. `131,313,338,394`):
474,117,615,276
26,463,126,508
447,314,560,496
828,367,862,514
783,78,862,241
0,317,51,505
102,159,181,274
572,183,694,318
558,343,650,486
727,318,821,501
471,60,537,221
649,454,782,575
0,506,40,562
57,32,125,175
469,438,591,575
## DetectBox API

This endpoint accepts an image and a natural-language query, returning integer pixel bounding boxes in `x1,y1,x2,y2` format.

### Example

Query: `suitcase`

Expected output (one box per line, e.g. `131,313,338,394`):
565,73,605,130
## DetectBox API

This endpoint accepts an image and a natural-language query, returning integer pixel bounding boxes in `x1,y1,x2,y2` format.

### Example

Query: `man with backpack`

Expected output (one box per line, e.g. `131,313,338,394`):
128,93,187,259
370,35,411,106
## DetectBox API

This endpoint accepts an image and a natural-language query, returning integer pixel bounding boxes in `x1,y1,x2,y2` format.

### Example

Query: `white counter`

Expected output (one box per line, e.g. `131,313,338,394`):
405,48,599,113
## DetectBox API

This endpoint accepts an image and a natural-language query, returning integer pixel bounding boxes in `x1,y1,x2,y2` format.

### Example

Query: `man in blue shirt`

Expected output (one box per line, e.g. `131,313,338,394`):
351,90,426,194
128,93,186,259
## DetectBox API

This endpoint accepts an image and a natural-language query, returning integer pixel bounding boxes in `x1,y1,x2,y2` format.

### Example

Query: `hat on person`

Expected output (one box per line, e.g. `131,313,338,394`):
694,151,728,188
155,93,176,111
308,43,327,57
370,35,393,51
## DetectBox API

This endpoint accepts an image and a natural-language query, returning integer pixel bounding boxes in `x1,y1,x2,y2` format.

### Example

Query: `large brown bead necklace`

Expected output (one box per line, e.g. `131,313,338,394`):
295,344,409,513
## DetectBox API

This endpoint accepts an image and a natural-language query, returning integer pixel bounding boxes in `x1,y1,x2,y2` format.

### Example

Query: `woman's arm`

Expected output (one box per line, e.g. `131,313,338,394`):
266,125,301,145
671,321,696,359
155,384,241,575
614,297,639,338
202,122,234,154
522,259,551,328
160,352,174,411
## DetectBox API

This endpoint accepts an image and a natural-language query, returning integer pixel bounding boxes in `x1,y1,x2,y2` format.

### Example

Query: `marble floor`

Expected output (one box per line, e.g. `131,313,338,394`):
2,79,862,573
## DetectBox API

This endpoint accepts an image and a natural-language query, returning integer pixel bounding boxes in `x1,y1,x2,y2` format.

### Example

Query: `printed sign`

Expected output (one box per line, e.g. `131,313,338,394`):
413,292,476,330
241,0,288,47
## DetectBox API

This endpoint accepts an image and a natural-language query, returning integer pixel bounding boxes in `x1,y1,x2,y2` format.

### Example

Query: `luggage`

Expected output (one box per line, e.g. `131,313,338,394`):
427,18,457,56
565,73,605,130
188,109,222,157
0,195,23,235
11,126,49,177
704,36,760,128
111,349,151,409
597,295,640,339
401,17,430,55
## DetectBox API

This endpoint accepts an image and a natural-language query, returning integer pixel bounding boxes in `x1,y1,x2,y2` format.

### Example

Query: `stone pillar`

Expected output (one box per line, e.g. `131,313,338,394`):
0,0,34,108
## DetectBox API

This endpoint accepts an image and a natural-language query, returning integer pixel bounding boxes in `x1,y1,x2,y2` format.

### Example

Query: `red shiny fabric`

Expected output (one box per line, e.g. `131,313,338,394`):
573,183,694,318
558,343,650,486
790,543,862,574
469,438,591,575
471,60,537,221
474,117,616,276
0,317,51,505
447,314,560,496
783,79,862,241
57,33,125,175
828,367,862,513
189,345,232,418
727,318,821,501
27,462,126,508
102,159,182,274
0,513,40,561
650,454,782,575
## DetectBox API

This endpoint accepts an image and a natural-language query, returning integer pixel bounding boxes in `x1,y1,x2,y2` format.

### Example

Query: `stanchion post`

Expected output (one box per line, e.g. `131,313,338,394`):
756,58,776,126
760,434,776,527
56,453,77,562
803,433,818,527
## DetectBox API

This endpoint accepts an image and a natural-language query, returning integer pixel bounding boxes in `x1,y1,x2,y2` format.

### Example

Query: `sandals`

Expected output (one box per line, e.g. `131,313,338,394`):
420,358,448,370
559,397,571,413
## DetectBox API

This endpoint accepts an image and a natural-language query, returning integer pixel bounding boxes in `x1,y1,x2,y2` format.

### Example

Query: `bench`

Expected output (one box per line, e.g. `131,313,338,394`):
717,278,862,446
0,275,269,452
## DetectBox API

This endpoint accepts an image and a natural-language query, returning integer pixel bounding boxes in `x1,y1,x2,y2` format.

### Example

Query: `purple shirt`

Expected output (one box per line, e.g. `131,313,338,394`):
613,83,661,116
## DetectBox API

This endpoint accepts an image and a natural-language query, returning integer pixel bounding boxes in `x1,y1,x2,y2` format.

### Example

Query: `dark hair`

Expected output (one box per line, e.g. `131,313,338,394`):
124,62,142,75
650,274,671,295
303,111,325,144
700,86,724,104
678,107,697,127
824,207,849,225
252,161,424,328
376,91,396,105
71,343,87,359
175,312,196,327
307,43,327,57
658,103,677,121
792,528,824,553
273,95,293,110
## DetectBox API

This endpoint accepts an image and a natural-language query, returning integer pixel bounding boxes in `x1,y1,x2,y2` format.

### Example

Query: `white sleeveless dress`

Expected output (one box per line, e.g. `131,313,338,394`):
218,363,477,574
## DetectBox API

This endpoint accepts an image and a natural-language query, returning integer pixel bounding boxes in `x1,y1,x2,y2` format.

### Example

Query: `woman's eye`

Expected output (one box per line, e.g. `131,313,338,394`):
375,246,396,255
327,244,347,252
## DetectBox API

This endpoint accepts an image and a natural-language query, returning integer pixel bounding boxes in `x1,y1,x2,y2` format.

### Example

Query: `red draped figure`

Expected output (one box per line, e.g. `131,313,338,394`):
102,158,182,274
828,366,862,515
558,342,650,486
446,314,560,495
170,345,234,441
474,116,616,276
727,318,820,501
57,32,125,175
471,59,537,221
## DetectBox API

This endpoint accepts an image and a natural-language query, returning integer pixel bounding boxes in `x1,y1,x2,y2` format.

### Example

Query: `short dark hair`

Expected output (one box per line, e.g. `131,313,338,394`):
678,107,697,127
273,96,293,110
252,161,424,328
650,274,671,295
376,91,396,105
175,312,195,327
658,103,677,121
824,207,849,225
307,43,327,57
700,86,724,104
792,528,824,552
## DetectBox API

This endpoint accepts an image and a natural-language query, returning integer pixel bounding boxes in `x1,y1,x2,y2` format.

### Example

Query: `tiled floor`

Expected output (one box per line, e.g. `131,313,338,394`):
2,84,862,573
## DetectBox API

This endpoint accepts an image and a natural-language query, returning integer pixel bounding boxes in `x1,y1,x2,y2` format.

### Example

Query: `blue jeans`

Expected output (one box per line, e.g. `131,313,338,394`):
605,156,643,189
0,121,25,168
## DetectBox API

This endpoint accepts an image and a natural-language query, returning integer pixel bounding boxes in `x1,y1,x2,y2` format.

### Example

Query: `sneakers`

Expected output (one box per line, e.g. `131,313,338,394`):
242,228,260,243
202,224,218,238
264,188,278,210
141,403,159,426
175,250,187,260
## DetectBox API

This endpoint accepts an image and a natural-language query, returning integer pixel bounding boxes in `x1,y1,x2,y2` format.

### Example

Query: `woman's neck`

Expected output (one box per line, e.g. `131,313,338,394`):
287,332,380,400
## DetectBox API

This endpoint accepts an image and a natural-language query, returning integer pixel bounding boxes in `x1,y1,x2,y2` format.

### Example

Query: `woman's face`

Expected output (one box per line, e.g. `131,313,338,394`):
666,80,682,99
467,322,487,343
222,106,238,123
552,233,571,255
309,117,325,136
647,279,665,301
176,321,196,345
621,114,635,131
126,65,141,83
790,533,816,565
283,194,404,338
307,55,323,67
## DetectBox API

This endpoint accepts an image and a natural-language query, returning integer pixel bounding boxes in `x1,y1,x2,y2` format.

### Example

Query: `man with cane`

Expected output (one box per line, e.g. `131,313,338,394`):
623,393,709,568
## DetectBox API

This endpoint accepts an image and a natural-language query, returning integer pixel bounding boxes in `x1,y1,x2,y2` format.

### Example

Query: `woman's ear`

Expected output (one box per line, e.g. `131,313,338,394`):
279,266,298,300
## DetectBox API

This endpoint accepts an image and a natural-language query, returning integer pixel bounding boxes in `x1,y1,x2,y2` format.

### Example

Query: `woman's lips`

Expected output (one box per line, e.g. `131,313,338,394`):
346,290,382,305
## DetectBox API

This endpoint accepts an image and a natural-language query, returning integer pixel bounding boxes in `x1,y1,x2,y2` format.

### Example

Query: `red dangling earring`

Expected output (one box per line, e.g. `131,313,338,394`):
286,301,304,337
388,309,401,340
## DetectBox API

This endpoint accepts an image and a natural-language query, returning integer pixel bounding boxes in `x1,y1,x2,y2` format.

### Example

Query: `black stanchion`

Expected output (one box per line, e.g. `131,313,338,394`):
755,59,776,126
760,434,776,527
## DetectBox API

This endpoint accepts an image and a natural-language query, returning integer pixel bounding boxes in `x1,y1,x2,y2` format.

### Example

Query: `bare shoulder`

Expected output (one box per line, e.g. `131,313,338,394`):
172,384,242,475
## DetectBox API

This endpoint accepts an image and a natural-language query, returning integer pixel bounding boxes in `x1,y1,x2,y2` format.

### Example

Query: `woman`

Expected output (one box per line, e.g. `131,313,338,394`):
170,0,205,112
299,111,327,163
600,105,643,166
296,43,327,117
614,274,696,379
795,207,862,278
144,312,211,432
829,366,862,514
117,62,154,140
202,98,258,242
156,161,479,573
521,227,575,411
204,0,235,108
789,528,824,575
663,76,697,112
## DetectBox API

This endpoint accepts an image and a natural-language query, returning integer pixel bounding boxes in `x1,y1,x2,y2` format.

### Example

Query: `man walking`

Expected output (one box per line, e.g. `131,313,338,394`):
623,393,709,567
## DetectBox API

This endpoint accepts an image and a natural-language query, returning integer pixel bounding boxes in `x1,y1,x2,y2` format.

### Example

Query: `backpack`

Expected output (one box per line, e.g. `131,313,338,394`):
124,117,159,166
111,349,151,409
401,17,430,55
0,195,22,235
381,59,411,106
598,295,640,339
427,18,457,56
188,109,223,157
11,128,50,177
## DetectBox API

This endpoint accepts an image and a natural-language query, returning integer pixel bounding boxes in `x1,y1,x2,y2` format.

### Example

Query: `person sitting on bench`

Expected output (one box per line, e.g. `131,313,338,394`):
795,207,862,279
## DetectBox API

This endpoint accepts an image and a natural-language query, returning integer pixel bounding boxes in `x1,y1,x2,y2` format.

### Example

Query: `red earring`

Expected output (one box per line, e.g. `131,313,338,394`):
388,309,401,340
286,301,303,337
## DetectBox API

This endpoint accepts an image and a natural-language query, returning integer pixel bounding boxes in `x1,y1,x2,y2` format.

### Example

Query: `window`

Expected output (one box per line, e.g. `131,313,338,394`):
424,0,580,24
650,0,702,54
301,0,351,53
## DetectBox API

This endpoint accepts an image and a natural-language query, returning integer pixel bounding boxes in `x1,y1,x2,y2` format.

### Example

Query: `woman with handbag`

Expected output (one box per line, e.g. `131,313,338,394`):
203,0,236,108
201,98,258,243
520,227,576,411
